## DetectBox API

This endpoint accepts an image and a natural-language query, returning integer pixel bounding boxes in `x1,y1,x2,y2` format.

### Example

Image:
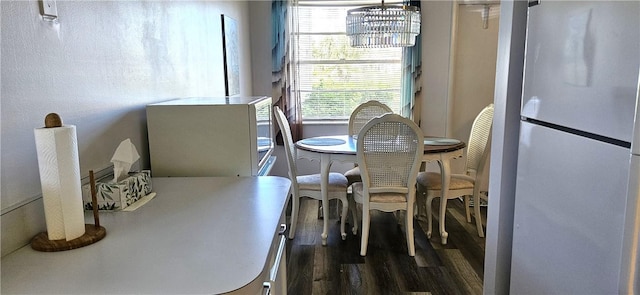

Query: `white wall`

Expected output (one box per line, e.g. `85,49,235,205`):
451,4,499,151
1,0,253,256
450,3,499,185
249,1,272,98
420,1,454,138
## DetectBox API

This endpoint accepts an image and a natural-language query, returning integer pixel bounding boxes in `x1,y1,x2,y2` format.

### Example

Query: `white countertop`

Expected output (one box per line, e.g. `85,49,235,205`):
1,176,291,294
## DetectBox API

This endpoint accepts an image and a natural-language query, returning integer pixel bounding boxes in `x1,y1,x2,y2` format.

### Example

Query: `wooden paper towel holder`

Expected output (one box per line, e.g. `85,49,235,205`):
31,224,106,252
31,114,106,252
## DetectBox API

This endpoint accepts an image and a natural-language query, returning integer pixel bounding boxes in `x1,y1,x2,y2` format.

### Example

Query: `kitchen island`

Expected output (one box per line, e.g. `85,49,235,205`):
1,176,291,294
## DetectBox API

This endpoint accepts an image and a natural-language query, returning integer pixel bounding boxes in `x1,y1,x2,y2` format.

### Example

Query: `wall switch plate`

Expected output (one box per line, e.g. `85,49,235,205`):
41,0,58,21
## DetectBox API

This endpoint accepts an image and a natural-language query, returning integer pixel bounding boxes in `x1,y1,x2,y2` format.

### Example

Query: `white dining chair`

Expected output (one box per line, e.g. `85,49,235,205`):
416,103,494,243
273,106,349,245
348,113,424,256
343,100,393,186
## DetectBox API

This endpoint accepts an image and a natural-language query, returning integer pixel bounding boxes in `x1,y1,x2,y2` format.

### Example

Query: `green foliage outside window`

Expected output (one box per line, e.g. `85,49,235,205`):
299,34,401,120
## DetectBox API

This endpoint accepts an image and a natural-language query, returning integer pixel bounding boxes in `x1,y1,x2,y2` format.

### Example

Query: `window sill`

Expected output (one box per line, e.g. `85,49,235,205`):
301,120,348,126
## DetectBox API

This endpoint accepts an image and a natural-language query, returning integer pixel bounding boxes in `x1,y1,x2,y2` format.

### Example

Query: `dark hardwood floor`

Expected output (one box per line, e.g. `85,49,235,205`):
285,197,487,294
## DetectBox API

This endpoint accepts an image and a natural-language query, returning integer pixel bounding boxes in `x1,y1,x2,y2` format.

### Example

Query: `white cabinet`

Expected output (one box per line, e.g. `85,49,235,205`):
146,96,274,177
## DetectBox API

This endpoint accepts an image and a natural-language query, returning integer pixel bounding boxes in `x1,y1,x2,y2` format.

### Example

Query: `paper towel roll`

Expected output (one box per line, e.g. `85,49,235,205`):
34,125,86,241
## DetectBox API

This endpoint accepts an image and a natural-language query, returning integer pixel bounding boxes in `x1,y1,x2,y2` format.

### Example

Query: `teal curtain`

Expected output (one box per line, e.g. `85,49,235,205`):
401,0,422,124
272,1,286,72
272,0,302,143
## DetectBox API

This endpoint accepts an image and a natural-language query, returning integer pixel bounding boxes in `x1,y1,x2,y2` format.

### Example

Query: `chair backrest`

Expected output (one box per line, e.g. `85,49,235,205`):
348,100,393,138
273,106,299,183
357,113,424,196
464,103,495,175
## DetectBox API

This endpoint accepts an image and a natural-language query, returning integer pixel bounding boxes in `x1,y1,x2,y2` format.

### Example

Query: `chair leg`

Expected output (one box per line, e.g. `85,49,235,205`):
340,198,348,240
321,199,329,246
425,195,434,238
288,195,299,240
439,195,449,245
464,195,472,223
360,205,370,256
474,193,485,238
415,184,426,221
406,203,415,256
414,190,427,221
348,195,358,235
394,211,404,227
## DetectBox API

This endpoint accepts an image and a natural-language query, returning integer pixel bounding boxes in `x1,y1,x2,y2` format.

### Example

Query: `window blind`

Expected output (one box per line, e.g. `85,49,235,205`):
295,1,403,120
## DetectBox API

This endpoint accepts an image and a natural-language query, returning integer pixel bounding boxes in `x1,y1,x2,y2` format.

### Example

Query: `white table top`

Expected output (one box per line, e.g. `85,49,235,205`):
1,176,291,294
295,135,465,155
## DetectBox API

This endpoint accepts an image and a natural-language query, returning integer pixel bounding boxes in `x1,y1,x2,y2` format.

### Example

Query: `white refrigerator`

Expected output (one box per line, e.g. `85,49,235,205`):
510,1,640,294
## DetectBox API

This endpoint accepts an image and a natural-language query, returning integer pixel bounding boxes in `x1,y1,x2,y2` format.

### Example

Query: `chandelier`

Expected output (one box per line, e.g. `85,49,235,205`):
346,1,421,48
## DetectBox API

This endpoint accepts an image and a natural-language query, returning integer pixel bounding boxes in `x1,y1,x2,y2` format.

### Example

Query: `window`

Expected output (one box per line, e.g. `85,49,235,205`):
295,1,404,121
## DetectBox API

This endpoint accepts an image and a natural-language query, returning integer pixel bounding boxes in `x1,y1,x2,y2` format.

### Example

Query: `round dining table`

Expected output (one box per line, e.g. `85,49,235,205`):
295,135,466,245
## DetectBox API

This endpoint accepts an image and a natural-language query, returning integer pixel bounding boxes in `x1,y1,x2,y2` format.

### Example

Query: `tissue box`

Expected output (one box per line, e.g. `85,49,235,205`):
82,170,152,211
